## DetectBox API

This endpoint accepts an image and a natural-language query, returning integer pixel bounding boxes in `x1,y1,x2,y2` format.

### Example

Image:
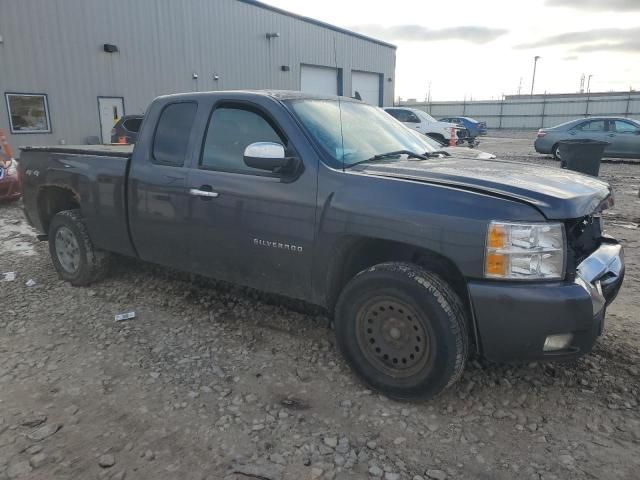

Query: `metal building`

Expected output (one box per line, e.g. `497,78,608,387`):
0,0,396,149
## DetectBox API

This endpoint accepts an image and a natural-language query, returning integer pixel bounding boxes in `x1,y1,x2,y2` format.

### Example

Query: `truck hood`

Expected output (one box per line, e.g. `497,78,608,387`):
354,157,612,219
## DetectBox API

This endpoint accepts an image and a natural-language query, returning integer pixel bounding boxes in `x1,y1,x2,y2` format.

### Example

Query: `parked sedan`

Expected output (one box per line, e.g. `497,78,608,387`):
535,117,640,159
439,116,487,137
110,115,143,144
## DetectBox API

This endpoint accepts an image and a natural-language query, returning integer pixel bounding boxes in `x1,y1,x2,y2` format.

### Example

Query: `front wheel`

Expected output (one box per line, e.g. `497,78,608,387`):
334,262,469,400
48,209,110,286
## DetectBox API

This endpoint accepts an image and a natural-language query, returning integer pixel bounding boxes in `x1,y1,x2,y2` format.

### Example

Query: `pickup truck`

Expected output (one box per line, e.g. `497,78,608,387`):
20,90,625,400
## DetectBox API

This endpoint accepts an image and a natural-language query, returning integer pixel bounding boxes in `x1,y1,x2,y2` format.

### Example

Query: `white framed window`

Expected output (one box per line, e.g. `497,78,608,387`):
5,93,52,134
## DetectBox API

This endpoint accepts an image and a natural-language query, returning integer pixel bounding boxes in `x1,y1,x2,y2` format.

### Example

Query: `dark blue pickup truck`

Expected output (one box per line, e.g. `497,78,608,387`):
19,91,625,400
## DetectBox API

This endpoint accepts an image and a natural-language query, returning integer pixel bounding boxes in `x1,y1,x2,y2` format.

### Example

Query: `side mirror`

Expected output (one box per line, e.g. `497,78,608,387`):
243,142,288,171
635,129,640,135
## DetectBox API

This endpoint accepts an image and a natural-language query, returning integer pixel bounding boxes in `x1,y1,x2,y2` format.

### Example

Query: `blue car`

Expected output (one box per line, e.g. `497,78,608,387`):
438,116,487,137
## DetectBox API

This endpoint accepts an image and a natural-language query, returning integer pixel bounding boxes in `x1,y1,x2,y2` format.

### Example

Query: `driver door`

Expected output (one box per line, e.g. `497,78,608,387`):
186,102,317,300
607,119,640,157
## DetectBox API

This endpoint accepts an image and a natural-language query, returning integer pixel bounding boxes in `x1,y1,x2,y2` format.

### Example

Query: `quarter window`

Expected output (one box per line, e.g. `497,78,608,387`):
200,107,284,175
5,93,51,134
576,120,605,132
152,102,197,166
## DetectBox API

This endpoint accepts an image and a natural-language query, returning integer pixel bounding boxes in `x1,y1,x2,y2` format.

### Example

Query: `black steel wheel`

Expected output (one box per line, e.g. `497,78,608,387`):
355,297,432,378
335,262,469,401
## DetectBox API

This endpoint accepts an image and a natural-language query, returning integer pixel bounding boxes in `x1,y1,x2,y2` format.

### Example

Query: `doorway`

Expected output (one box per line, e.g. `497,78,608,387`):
98,97,124,143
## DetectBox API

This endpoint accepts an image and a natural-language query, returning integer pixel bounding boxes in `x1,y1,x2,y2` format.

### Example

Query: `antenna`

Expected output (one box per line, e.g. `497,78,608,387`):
333,37,345,171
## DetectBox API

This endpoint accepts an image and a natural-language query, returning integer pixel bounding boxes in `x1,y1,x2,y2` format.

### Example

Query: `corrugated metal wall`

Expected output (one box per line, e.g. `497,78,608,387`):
0,0,396,149
403,92,640,129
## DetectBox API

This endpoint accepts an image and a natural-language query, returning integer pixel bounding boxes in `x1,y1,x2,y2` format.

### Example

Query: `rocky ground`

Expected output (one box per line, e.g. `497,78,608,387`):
1,136,639,480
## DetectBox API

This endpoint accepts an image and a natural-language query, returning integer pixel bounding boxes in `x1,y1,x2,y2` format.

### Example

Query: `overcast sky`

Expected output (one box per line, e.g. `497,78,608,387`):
264,0,640,101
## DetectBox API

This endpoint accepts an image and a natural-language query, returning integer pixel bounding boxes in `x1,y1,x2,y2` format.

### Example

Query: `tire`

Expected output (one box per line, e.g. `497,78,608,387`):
334,262,469,401
552,143,562,161
48,209,110,286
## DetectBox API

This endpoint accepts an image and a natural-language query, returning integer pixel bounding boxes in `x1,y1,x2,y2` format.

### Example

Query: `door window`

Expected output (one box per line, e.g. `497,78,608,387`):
386,109,407,122
612,120,638,134
200,107,285,175
575,120,605,132
152,102,197,166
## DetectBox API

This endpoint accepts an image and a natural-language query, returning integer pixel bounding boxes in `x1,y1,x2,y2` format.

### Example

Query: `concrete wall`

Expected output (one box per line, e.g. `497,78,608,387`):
401,92,640,129
0,0,396,150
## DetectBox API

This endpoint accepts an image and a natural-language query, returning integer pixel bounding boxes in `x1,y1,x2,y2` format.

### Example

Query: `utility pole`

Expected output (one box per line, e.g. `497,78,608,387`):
579,74,585,93
530,55,541,97
587,74,593,93
517,77,523,95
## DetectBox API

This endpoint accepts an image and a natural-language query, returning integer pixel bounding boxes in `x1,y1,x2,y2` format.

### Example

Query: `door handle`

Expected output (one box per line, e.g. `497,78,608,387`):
189,188,219,198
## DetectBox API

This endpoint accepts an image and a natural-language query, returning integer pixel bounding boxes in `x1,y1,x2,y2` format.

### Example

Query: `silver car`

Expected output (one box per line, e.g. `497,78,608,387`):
534,117,640,159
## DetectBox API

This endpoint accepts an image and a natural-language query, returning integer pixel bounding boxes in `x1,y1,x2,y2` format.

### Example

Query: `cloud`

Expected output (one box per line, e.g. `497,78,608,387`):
571,40,640,53
352,24,508,44
516,27,640,53
546,0,640,11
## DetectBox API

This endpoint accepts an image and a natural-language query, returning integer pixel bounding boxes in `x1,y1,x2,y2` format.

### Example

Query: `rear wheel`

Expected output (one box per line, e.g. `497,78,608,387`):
552,143,562,161
48,209,110,286
334,262,469,400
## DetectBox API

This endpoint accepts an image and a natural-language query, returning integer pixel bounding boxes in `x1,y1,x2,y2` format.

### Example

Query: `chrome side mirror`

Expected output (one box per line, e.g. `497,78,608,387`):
243,142,287,171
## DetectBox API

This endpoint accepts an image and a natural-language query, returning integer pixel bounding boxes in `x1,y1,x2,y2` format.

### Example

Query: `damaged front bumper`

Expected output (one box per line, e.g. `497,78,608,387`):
468,240,625,362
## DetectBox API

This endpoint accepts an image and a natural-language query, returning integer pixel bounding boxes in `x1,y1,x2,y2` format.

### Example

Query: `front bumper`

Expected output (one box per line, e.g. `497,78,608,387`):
469,241,624,362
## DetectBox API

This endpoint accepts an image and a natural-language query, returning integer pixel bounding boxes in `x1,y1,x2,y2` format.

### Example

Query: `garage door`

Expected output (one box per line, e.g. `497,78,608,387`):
352,71,381,106
300,65,338,96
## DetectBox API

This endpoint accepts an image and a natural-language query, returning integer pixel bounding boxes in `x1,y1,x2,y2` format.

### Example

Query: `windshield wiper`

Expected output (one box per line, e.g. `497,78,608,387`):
345,150,428,169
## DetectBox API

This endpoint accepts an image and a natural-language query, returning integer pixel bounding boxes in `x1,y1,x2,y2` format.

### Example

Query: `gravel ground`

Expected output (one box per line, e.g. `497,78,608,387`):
1,138,639,480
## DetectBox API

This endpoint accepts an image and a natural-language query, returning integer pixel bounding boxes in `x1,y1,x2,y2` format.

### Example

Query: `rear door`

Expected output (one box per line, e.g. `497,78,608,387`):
607,119,640,157
128,101,198,269
571,119,609,150
186,99,317,300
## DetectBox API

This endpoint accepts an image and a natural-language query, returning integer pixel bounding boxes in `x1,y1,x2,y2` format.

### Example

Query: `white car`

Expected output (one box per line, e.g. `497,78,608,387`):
384,107,468,145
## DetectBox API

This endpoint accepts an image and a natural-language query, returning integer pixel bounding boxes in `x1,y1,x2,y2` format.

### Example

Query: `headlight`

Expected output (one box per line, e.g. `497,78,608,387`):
485,221,565,280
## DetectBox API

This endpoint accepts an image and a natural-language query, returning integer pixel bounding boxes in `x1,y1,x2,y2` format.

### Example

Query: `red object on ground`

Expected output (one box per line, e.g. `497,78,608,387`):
0,159,22,201
0,130,22,201
449,127,456,147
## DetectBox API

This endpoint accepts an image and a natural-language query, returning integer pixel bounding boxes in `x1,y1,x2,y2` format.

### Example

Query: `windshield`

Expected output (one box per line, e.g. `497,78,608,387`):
286,99,437,168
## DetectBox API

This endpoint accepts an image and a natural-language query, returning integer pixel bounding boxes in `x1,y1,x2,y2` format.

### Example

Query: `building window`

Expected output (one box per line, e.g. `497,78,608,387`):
5,93,52,134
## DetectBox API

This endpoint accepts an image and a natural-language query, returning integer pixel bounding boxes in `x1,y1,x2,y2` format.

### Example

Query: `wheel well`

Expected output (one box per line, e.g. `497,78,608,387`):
326,237,469,313
426,133,447,146
37,186,80,234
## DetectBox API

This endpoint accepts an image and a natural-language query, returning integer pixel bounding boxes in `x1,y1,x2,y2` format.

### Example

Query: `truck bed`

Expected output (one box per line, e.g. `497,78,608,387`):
19,145,136,257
